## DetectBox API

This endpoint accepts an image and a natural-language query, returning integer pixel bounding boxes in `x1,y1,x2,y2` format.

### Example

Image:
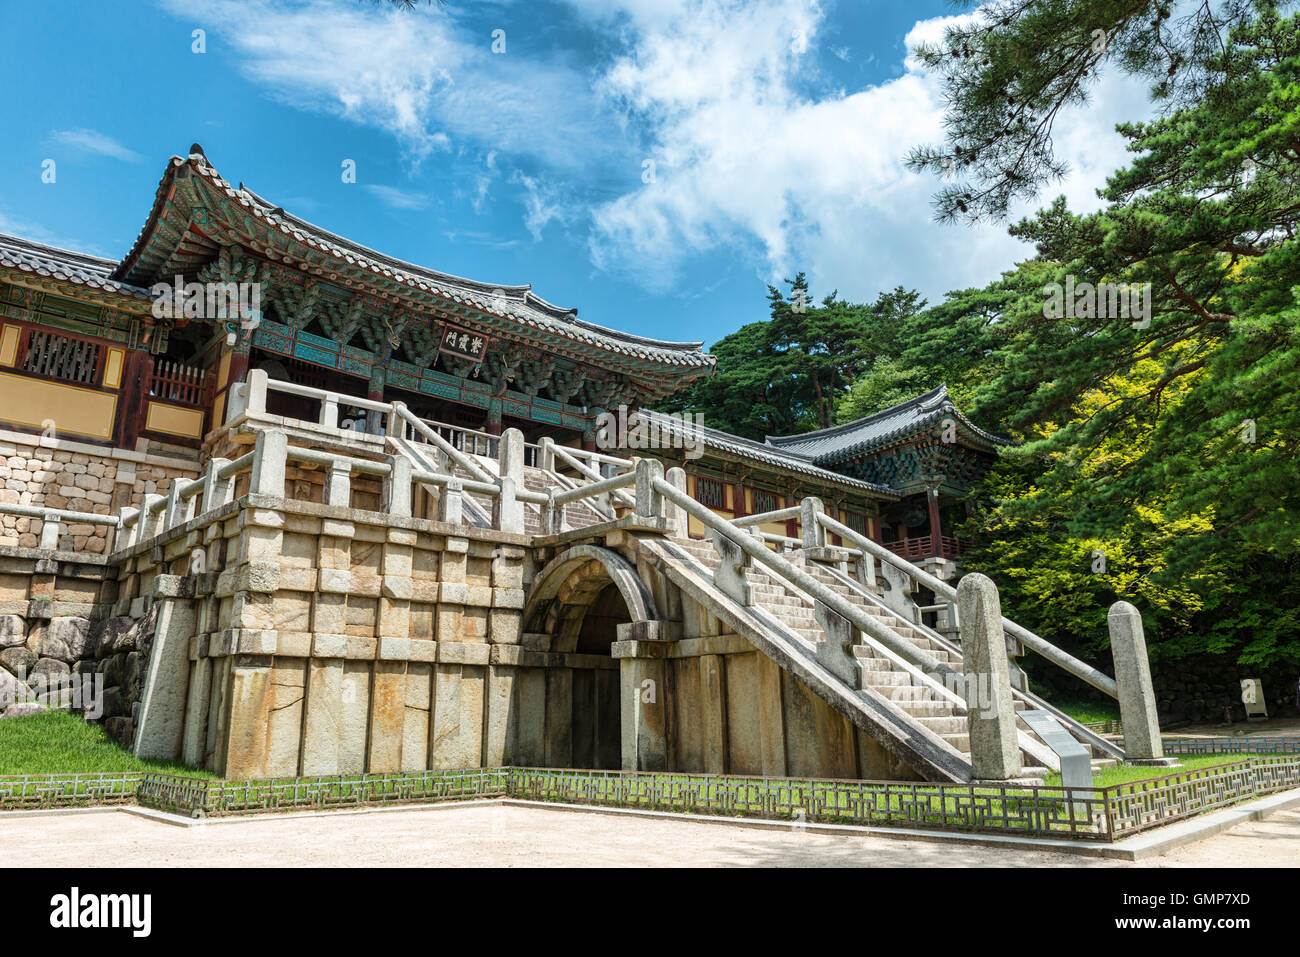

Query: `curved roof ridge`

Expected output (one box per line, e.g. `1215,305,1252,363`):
0,231,153,301
764,383,950,447
239,184,540,303
635,409,897,497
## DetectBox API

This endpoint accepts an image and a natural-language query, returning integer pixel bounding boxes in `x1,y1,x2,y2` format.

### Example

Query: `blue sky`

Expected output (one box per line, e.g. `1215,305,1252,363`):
0,0,1151,348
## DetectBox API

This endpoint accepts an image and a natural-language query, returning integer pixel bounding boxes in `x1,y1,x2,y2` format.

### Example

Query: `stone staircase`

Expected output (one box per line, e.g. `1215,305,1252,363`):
662,534,1117,782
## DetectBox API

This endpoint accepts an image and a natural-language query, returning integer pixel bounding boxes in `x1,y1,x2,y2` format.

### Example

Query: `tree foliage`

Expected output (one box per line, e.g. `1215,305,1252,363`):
907,0,1291,222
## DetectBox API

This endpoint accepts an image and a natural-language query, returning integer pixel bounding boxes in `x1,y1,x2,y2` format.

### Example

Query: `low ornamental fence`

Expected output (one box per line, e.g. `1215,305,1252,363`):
0,772,142,809
1160,735,1300,755
136,768,509,817
506,768,1109,838
4,759,1298,841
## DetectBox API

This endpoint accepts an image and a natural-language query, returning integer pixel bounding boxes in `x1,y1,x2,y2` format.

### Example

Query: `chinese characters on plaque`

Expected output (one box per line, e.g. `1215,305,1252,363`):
438,324,488,362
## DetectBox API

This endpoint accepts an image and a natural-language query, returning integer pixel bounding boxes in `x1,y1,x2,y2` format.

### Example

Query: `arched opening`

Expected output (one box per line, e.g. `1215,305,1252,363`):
524,546,658,771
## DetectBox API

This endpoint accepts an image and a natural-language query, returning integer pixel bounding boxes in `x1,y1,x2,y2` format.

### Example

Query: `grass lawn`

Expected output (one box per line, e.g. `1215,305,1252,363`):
1044,753,1249,788
1051,699,1122,724
0,711,216,778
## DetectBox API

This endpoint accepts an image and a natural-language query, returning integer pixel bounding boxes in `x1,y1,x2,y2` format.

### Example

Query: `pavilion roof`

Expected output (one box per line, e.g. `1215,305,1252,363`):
764,384,1009,465
0,232,153,306
112,147,714,386
635,410,899,499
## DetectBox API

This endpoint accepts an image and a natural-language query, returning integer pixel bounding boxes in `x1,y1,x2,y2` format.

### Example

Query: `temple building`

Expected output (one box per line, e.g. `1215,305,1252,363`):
0,146,1106,788
0,146,1002,562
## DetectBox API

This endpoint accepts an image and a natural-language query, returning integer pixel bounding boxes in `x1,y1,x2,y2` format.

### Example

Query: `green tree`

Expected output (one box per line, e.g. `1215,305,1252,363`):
906,0,1287,222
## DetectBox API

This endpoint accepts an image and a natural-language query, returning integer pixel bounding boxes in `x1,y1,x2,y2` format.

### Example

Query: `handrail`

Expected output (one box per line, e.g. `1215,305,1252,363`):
264,376,390,413
813,560,1125,761
393,407,496,486
732,506,801,528
548,442,633,511
0,502,120,527
551,470,635,506
817,512,1120,700
652,477,960,683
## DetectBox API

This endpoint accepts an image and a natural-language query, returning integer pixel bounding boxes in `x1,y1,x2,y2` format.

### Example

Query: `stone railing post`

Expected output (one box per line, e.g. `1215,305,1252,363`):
324,460,351,508
201,457,234,513
439,478,464,525
812,602,861,687
387,400,406,440
542,488,565,535
800,497,826,550
138,494,166,542
39,514,61,551
115,506,139,551
664,467,688,537
246,368,269,415
634,458,664,522
957,573,1022,780
386,454,412,519
538,436,555,473
250,428,288,497
320,393,339,430
1108,601,1164,761
495,428,525,534
707,529,751,605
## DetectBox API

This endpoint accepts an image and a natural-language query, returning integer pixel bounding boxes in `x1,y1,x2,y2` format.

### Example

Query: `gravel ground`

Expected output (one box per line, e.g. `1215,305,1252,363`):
1,802,1297,867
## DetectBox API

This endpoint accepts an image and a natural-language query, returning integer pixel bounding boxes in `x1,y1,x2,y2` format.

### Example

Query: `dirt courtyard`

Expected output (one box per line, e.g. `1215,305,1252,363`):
2,801,1297,867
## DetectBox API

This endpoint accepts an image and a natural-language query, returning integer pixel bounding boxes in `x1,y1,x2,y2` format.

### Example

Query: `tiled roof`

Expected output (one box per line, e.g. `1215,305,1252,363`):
0,233,152,302
764,384,1009,464
118,149,713,370
634,410,899,498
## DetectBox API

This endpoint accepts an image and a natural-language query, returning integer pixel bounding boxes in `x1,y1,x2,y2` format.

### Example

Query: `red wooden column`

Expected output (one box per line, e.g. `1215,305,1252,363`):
117,350,154,450
927,486,944,558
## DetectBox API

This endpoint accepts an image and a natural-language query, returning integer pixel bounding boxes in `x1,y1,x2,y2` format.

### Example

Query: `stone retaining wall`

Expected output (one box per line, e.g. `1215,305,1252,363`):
0,430,199,553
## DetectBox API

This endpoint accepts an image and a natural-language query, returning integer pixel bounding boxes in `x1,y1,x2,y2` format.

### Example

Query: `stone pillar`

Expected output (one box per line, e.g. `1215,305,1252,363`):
1108,600,1164,761
616,634,670,772
250,428,287,497
800,496,825,550
664,467,688,538
495,427,525,534
957,573,1021,780
634,457,663,522
134,576,196,760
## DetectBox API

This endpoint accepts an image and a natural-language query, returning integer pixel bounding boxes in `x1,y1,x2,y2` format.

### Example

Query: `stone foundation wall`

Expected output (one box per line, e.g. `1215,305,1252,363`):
0,546,117,720
107,491,560,778
0,430,199,553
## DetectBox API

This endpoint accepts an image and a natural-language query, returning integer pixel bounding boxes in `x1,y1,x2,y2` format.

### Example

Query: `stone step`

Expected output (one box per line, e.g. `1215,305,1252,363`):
940,733,971,753
916,715,967,734
893,700,959,717
862,671,910,688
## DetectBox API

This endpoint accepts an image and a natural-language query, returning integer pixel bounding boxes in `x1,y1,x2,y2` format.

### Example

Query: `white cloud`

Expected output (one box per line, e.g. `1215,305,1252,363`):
159,0,609,171
577,1,1154,300
47,129,144,162
364,184,431,211
155,0,1156,304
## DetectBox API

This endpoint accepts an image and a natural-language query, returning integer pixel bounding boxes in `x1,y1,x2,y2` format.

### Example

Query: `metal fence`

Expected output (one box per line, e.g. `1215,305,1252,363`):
1101,757,1300,839
137,768,510,817
1161,735,1300,755
0,772,142,809
506,767,1110,839
6,758,1300,842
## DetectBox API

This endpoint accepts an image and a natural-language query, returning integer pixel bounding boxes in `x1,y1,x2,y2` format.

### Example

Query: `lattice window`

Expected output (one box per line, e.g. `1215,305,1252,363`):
753,489,779,514
22,330,101,385
843,511,867,534
695,477,727,509
149,360,206,406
